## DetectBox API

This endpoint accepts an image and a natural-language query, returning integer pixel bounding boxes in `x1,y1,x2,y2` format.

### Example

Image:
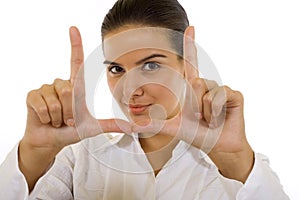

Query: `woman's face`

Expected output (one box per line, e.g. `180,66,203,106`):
103,26,185,124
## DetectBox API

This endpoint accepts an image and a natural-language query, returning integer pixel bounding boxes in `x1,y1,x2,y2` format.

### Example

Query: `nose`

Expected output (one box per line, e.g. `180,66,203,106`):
122,69,144,101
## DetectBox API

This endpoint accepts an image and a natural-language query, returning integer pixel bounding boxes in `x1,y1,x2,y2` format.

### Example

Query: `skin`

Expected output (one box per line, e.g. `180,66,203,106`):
19,25,254,193
105,26,254,180
19,27,132,191
104,27,186,173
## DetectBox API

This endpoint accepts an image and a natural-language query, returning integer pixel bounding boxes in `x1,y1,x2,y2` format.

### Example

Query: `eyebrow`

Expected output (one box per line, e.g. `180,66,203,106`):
103,54,167,66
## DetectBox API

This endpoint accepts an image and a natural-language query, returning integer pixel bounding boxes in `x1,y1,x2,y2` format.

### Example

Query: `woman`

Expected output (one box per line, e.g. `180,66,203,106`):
0,0,289,199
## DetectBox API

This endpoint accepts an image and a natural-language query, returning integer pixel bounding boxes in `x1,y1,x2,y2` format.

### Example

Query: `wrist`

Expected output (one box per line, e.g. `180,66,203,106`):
208,145,254,183
19,139,57,170
18,139,58,191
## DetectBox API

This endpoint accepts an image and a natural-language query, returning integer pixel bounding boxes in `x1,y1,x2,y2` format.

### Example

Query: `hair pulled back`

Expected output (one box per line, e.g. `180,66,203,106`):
101,0,189,57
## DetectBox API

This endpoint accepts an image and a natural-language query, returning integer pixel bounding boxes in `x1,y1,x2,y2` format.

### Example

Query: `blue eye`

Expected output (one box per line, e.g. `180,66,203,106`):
108,66,125,74
142,62,161,71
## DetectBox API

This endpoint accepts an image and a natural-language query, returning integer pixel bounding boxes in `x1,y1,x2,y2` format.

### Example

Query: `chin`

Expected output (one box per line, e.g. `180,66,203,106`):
129,114,151,124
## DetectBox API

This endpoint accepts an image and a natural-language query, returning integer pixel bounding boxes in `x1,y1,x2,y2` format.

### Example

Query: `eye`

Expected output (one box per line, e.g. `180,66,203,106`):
108,65,125,74
141,62,161,71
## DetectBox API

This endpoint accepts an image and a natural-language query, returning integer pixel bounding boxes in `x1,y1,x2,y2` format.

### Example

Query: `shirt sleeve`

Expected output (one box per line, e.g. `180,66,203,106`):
0,143,75,200
29,146,74,200
0,143,29,200
236,153,290,200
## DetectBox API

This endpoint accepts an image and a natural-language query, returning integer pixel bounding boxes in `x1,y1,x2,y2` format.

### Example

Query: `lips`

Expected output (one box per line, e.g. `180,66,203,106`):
127,104,151,114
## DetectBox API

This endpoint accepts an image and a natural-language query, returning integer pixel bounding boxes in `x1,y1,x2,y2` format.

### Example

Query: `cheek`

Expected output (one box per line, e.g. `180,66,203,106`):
151,85,179,107
107,77,120,100
107,80,114,93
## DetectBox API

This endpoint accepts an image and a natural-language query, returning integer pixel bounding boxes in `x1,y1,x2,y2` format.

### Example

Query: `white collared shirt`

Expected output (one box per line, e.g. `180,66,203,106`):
0,133,289,199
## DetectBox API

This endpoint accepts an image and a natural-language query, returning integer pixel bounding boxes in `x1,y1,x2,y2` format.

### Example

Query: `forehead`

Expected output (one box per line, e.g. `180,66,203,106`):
103,27,178,61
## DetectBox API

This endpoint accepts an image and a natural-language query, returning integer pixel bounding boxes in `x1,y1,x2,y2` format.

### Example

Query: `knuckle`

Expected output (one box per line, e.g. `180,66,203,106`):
207,80,218,89
54,78,63,85
40,84,51,90
223,85,231,91
26,90,40,106
48,103,61,113
37,105,48,115
202,94,211,104
234,90,244,102
218,86,227,97
26,90,37,100
60,87,72,98
72,42,83,49
192,78,203,89
202,96,210,104
211,80,218,86
72,58,83,65
223,85,244,103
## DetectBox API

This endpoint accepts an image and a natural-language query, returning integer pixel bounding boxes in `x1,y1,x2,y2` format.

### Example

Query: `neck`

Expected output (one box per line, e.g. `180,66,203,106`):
139,134,177,152
139,134,179,175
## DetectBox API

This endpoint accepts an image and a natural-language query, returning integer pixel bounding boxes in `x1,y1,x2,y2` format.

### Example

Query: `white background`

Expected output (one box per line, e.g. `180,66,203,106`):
0,0,299,199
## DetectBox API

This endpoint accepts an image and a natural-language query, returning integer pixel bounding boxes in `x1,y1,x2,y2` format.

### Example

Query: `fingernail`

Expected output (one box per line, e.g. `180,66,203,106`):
53,123,61,128
194,112,203,119
69,26,78,36
190,26,195,39
67,119,75,127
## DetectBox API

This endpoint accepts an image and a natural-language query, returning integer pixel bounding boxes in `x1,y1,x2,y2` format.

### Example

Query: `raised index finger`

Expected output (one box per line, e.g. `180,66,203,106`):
184,26,199,83
69,26,84,84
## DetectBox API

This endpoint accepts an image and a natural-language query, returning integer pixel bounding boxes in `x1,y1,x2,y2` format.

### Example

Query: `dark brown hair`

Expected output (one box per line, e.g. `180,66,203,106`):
101,0,189,57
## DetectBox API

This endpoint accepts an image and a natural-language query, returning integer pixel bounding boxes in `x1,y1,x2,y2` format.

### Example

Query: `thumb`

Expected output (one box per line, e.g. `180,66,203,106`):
132,113,200,146
131,116,181,138
75,118,133,140
98,119,132,134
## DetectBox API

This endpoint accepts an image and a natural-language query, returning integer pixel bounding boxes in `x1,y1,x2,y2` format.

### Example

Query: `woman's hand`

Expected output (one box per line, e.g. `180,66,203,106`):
19,27,132,191
133,26,254,183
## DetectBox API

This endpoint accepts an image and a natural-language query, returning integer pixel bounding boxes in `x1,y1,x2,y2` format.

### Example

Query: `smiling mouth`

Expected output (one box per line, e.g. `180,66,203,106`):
126,104,152,114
